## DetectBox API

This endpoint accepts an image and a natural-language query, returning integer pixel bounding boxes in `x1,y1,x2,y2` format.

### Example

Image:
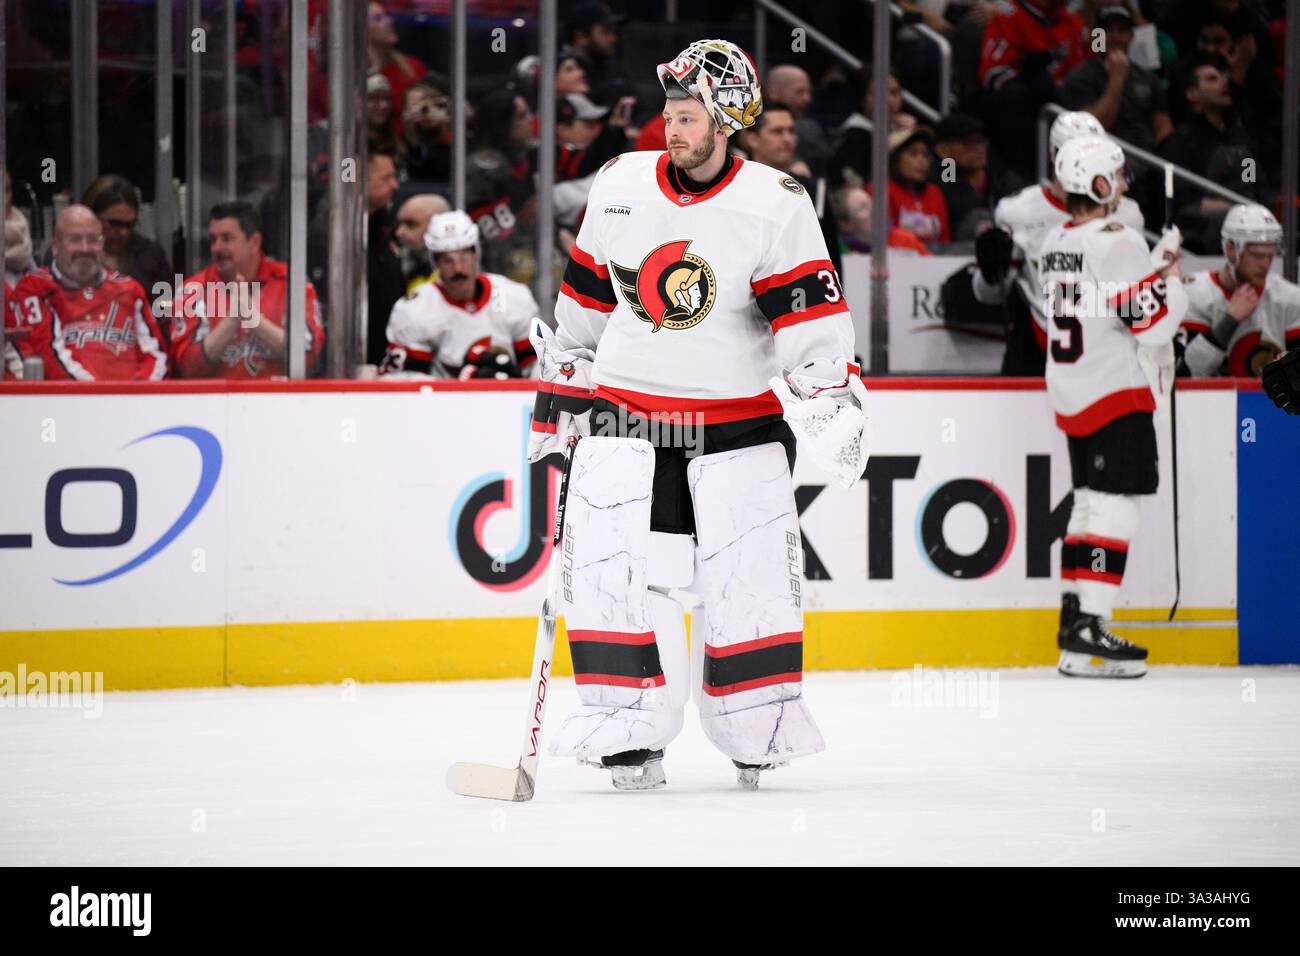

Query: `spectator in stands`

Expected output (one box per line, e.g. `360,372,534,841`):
562,2,629,108
830,68,916,188
869,127,951,249
399,75,453,186
4,169,36,287
932,113,1022,241
170,201,323,379
393,193,449,292
1161,54,1264,251
8,205,167,381
512,51,592,106
1172,8,1279,154
557,51,592,97
1059,4,1172,155
368,1,427,126
833,186,930,257
766,64,831,177
466,89,538,283
365,151,405,367
367,72,400,155
735,105,809,178
80,175,173,311
978,0,1087,179
555,93,632,182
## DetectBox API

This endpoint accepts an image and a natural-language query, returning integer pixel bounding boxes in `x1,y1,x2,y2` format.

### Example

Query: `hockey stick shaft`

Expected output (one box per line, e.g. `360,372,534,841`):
1163,162,1181,621
514,437,579,783
1168,382,1181,621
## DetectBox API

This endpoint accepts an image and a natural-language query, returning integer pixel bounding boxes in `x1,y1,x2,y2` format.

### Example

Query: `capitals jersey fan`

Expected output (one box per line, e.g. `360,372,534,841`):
979,0,1086,91
554,151,853,423
170,255,324,379
381,272,539,378
6,265,168,381
1037,218,1186,435
995,184,1144,349
1181,271,1300,377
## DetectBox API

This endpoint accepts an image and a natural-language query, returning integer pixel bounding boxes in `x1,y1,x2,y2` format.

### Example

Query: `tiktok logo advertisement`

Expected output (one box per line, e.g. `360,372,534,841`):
449,409,560,591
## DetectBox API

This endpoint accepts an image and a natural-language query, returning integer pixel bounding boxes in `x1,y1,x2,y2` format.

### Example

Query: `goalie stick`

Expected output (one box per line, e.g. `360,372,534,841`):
1164,162,1182,622
447,435,579,801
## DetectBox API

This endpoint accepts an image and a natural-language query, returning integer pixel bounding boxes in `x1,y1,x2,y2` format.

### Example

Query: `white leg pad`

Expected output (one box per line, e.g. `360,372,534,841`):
550,437,681,758
687,442,825,764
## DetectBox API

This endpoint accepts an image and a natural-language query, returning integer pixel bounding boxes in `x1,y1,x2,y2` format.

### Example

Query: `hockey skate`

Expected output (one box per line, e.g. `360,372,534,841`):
594,749,667,791
732,759,788,791
1058,614,1148,678
1057,593,1081,648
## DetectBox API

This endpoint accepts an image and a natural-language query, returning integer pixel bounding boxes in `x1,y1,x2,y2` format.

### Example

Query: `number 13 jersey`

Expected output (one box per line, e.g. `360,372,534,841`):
1038,218,1186,436
555,150,855,424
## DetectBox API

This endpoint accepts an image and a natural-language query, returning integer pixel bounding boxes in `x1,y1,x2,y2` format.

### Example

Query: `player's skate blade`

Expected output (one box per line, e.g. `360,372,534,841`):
600,749,666,791
1057,651,1147,678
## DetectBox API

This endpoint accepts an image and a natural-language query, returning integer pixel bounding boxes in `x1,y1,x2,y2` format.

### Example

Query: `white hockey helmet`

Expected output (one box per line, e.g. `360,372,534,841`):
1054,135,1126,205
1049,110,1105,159
1221,203,1282,264
424,210,480,256
657,39,762,137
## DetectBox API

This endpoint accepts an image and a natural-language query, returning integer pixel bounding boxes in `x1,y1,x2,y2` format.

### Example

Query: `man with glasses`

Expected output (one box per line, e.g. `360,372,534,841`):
5,205,168,380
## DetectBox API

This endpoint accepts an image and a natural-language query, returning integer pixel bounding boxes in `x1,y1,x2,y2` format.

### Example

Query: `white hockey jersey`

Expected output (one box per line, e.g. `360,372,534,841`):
554,150,855,423
992,184,1144,343
1180,269,1300,377
381,272,539,378
1037,217,1186,436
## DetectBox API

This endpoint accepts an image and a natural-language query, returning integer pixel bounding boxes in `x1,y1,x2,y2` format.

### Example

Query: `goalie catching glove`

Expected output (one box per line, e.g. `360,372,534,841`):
770,358,871,489
528,319,595,462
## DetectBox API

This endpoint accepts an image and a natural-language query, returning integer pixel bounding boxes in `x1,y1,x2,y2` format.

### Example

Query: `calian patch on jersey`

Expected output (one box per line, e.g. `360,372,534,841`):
610,239,717,332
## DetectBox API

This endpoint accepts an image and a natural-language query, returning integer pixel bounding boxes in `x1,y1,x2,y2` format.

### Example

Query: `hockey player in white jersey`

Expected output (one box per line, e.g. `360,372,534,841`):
1180,204,1300,378
526,39,868,790
380,211,540,379
973,111,1144,373
1037,135,1187,678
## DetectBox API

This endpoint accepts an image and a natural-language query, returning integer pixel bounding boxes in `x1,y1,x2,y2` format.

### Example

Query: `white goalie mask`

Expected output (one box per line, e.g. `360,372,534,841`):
1054,135,1126,206
657,39,762,137
1221,203,1282,266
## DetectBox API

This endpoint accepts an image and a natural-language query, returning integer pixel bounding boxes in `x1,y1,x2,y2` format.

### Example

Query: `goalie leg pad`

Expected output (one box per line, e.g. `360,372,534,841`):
687,442,825,765
550,437,684,758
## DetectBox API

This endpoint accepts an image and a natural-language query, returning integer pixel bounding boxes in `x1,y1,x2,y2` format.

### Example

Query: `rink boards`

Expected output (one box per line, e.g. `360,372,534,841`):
0,378,1289,690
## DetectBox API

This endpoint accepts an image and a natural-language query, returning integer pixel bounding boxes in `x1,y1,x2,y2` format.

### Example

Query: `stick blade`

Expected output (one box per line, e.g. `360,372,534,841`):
447,761,536,802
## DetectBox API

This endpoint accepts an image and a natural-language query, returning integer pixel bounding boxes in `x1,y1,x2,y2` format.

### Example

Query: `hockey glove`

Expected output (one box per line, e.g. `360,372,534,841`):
975,226,1014,285
770,358,870,490
528,318,595,463
1262,350,1300,415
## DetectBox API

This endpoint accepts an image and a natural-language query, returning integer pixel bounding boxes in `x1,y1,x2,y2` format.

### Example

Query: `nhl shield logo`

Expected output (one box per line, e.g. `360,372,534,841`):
610,239,717,332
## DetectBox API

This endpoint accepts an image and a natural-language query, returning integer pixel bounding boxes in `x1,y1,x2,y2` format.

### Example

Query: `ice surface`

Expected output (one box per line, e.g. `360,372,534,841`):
2,667,1297,865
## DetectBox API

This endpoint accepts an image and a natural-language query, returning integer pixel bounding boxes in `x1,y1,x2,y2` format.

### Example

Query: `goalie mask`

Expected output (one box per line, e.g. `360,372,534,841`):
657,39,762,137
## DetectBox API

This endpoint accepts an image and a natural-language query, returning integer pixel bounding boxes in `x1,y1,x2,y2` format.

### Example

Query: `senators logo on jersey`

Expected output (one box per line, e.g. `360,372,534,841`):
610,239,717,333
